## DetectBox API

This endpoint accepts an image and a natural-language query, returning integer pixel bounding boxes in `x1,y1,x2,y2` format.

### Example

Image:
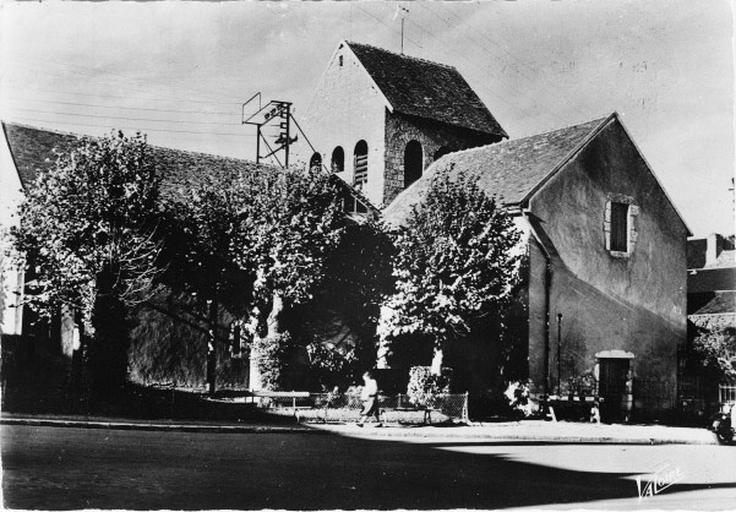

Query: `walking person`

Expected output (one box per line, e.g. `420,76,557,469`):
357,370,382,427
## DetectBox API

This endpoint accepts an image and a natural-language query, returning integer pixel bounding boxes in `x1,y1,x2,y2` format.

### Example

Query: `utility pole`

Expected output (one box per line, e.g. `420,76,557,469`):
557,313,563,396
241,93,297,168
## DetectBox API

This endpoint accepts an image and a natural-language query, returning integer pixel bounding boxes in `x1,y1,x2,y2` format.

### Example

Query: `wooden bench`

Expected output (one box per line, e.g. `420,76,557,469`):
247,390,312,417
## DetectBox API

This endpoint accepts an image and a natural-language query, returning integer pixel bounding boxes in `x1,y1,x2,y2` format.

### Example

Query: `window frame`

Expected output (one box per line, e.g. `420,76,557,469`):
604,195,639,258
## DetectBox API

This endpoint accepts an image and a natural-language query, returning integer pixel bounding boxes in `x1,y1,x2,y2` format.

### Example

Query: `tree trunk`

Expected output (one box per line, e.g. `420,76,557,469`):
206,298,218,396
430,347,444,375
375,304,393,369
90,289,129,398
267,291,284,338
248,290,285,391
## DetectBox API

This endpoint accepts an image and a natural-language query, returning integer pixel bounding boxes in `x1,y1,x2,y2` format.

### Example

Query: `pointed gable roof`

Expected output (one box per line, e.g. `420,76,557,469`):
383,116,609,226
345,41,507,139
384,112,691,235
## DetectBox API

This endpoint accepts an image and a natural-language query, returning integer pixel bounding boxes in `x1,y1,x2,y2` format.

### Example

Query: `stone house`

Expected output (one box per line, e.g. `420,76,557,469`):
384,112,690,419
300,40,507,207
687,233,736,330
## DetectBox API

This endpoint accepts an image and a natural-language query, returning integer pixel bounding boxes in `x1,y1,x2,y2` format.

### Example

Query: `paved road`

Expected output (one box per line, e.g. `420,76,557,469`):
3,424,735,510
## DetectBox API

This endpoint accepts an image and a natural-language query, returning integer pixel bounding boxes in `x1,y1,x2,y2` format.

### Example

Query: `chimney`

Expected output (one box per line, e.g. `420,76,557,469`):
705,233,724,266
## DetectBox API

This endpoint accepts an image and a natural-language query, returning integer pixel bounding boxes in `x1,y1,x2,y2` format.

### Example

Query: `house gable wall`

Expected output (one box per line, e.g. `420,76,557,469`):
0,127,25,336
526,119,687,411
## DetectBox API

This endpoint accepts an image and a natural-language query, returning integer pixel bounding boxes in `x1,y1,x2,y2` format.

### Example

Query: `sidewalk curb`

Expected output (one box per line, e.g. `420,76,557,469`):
0,417,321,434
308,425,718,445
2,417,717,445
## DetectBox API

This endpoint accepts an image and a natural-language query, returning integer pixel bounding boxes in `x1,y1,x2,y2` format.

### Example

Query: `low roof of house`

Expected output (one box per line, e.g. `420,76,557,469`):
345,41,507,139
688,266,736,294
709,250,736,269
2,122,377,214
383,115,609,225
690,291,736,316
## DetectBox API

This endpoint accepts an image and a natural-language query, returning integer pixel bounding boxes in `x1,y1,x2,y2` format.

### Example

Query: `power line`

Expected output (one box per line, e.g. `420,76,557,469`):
5,56,243,107
2,83,242,108
396,5,571,125
417,3,594,121
4,115,254,137
3,105,243,127
3,96,238,116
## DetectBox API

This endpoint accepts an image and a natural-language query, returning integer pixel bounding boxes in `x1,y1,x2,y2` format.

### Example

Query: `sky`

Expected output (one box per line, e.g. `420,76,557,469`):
0,0,733,237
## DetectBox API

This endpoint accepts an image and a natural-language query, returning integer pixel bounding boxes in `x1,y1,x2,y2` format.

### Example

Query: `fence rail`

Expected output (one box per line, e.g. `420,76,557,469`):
718,384,736,406
256,392,469,424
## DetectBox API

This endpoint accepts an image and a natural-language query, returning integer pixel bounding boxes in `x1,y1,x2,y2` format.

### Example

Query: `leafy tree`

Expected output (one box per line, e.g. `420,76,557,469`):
10,131,161,392
693,325,736,382
378,167,520,376
237,166,344,390
311,221,395,380
158,169,255,393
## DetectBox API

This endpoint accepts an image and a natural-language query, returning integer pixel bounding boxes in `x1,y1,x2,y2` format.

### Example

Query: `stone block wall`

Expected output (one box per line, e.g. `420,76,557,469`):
383,112,498,206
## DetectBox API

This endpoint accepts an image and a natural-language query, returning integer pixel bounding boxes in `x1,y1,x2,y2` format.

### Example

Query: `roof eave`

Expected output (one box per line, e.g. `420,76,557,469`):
521,113,616,206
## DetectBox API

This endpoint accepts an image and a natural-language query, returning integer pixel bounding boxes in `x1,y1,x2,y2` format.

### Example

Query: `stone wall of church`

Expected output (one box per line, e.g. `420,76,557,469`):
383,112,498,207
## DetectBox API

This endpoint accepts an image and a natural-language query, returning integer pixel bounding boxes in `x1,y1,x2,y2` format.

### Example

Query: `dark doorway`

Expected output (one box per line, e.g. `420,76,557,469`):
598,358,630,423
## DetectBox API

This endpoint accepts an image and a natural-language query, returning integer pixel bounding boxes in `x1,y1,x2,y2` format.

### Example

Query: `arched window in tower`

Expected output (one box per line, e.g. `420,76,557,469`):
404,140,424,188
331,146,344,173
309,152,322,171
353,140,368,188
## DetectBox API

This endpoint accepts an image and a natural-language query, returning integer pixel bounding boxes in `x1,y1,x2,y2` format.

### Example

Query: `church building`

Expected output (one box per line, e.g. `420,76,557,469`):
301,41,507,207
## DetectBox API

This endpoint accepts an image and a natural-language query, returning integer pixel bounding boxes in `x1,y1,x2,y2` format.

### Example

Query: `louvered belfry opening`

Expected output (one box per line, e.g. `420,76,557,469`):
353,140,368,188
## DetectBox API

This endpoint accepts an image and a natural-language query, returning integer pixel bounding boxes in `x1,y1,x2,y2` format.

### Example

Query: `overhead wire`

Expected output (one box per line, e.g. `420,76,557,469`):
2,96,238,117
4,115,254,137
2,106,243,126
4,56,242,107
416,3,594,121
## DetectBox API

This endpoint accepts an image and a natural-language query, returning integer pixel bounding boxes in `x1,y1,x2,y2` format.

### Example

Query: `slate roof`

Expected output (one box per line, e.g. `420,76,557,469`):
346,41,507,139
710,250,736,269
688,266,736,294
2,122,379,216
691,291,736,316
383,115,610,226
2,122,263,196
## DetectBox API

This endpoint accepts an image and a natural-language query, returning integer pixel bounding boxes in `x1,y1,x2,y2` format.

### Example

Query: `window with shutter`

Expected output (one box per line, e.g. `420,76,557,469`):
353,140,368,188
610,202,629,252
